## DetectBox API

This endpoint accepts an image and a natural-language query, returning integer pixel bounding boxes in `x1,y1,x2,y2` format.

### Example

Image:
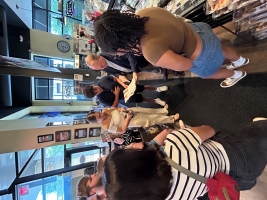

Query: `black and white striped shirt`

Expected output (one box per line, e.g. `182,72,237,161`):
164,129,230,200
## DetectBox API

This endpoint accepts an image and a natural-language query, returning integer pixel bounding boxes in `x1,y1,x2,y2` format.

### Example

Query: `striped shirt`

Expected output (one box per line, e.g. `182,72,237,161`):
164,129,230,200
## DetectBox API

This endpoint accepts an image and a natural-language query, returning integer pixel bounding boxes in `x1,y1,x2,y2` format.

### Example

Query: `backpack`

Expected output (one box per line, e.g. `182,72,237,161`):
165,157,240,200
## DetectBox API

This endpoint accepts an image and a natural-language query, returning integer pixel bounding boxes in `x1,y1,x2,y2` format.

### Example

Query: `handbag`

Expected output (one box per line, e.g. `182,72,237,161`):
165,157,240,200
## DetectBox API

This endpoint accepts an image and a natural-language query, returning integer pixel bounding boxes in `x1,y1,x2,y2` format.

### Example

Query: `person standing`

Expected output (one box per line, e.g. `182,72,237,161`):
93,8,249,88
86,53,168,81
102,120,267,200
83,75,168,107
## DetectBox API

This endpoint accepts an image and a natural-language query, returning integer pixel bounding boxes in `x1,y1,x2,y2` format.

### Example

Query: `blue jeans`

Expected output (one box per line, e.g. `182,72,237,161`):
189,22,225,78
198,121,267,200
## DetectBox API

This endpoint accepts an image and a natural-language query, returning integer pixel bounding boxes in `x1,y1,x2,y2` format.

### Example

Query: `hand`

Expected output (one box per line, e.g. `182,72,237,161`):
119,75,130,83
126,111,133,119
112,86,120,96
132,72,138,81
123,84,128,89
119,107,126,112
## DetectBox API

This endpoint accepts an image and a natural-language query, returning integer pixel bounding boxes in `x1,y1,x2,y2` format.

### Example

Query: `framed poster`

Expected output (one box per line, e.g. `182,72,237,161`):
38,134,54,143
89,127,101,137
55,130,71,142
74,128,87,139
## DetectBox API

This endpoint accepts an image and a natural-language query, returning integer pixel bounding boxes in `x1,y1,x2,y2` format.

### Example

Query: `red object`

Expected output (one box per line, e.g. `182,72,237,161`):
19,185,29,196
206,172,240,200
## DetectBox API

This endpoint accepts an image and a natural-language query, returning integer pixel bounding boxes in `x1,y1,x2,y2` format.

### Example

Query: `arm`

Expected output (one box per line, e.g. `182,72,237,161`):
118,75,130,83
127,54,141,73
111,86,120,108
190,125,216,142
114,112,132,134
155,49,193,71
153,129,173,146
113,76,128,89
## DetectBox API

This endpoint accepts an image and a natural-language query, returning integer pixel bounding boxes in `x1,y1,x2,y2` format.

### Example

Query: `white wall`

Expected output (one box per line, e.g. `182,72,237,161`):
4,0,32,28
30,29,74,59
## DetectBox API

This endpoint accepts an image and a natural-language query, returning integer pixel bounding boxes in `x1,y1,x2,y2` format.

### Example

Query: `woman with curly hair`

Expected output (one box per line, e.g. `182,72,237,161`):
93,8,249,88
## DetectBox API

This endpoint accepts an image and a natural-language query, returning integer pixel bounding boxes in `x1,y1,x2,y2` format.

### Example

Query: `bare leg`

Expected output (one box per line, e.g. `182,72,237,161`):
205,68,234,79
221,45,240,62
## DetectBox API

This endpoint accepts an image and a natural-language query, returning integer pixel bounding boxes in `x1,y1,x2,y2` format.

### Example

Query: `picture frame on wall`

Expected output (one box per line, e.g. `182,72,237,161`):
89,127,101,137
38,134,54,143
74,128,87,139
55,130,71,142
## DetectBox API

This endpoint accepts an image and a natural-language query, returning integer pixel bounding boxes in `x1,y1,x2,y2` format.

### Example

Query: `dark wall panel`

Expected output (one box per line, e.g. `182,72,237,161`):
11,76,32,107
7,25,30,59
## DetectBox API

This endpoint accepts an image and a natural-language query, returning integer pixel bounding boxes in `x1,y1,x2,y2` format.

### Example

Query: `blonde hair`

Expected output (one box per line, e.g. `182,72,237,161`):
86,108,116,124
86,53,99,68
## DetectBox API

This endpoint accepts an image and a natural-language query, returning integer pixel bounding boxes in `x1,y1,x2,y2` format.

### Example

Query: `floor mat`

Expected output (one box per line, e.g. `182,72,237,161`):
133,73,267,131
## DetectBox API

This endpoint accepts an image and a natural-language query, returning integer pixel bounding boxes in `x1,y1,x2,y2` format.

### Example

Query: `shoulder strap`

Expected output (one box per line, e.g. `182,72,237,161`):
165,157,207,184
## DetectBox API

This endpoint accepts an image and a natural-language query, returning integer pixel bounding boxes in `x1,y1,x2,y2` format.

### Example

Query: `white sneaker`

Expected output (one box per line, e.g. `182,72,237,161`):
226,58,249,70
220,71,247,88
253,117,267,122
156,86,168,92
155,98,166,106
179,120,185,129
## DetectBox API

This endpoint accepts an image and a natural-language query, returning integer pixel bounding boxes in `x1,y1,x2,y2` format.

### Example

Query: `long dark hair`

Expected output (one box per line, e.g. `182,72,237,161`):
93,10,149,55
102,146,173,200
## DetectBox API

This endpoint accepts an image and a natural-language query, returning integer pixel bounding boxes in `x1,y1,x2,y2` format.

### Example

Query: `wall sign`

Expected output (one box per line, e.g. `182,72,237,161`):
38,134,54,143
55,130,71,142
57,40,70,52
66,0,74,17
74,128,87,139
89,127,101,137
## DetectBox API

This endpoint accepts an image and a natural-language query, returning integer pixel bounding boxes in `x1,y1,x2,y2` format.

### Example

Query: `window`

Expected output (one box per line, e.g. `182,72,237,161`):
20,150,42,177
34,76,95,100
18,149,35,171
48,12,63,35
33,9,47,32
0,194,12,200
44,145,64,172
0,153,16,190
33,0,84,35
71,149,100,166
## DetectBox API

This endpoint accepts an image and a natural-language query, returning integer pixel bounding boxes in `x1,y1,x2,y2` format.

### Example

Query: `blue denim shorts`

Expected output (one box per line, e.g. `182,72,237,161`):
189,22,225,78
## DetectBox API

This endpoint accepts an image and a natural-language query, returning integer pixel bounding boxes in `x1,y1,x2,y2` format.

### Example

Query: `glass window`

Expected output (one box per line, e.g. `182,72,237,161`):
18,149,35,172
17,180,43,200
17,174,72,200
63,17,80,36
48,12,63,35
33,9,47,32
0,153,16,190
66,140,101,149
71,149,100,166
44,145,64,172
63,60,74,68
49,59,63,67
33,0,47,9
20,150,42,177
34,56,48,65
63,0,84,21
0,194,12,200
48,0,61,13
35,78,49,100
